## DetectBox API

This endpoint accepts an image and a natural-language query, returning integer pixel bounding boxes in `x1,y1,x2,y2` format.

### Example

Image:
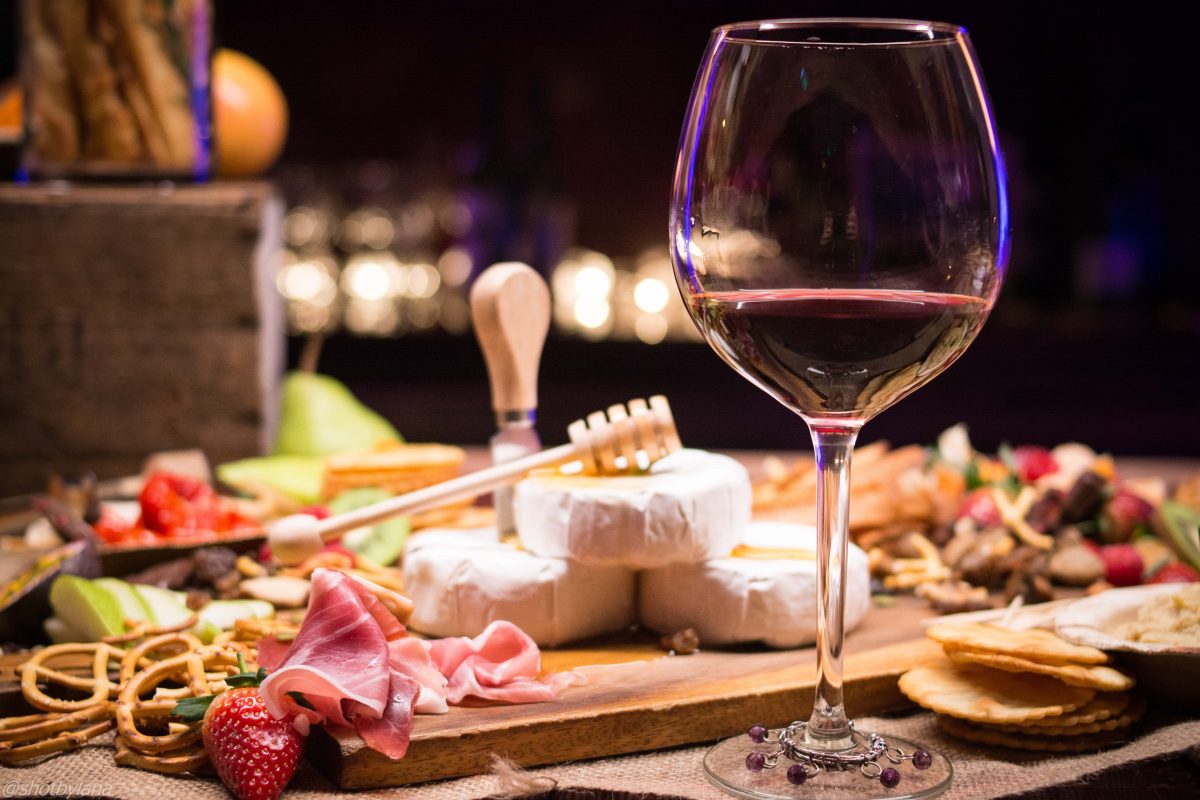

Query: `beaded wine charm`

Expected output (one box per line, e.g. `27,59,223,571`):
744,722,932,789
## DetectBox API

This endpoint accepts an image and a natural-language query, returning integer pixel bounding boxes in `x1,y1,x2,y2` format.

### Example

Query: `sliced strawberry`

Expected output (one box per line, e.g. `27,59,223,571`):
1012,446,1058,483
959,488,1002,527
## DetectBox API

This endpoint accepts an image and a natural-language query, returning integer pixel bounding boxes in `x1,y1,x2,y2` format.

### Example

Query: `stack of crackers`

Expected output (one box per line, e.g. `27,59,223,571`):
323,443,467,498
900,623,1144,752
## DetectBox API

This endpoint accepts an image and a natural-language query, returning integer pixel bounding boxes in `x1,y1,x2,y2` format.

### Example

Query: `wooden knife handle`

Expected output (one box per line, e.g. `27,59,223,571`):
470,262,551,414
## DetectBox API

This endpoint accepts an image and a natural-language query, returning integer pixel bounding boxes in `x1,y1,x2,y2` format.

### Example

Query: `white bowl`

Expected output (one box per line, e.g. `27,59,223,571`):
1056,584,1200,709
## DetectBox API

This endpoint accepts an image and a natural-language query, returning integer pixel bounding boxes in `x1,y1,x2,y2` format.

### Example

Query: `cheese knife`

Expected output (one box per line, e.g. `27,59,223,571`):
469,262,552,536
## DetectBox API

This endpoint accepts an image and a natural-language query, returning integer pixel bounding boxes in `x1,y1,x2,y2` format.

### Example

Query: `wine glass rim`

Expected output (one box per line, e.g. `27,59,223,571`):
714,17,966,45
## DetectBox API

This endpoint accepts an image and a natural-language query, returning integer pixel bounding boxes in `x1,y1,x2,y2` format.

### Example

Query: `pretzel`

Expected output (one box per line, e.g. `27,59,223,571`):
119,632,205,684
0,705,115,764
102,613,199,645
21,643,126,712
115,646,242,751
114,735,208,775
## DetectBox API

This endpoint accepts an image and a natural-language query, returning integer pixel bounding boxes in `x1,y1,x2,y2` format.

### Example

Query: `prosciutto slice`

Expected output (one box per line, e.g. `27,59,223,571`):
259,569,579,760
259,569,420,757
429,620,584,705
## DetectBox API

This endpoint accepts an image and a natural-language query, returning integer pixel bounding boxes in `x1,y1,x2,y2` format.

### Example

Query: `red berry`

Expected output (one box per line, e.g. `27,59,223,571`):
1149,562,1200,584
1105,489,1155,541
203,687,306,800
960,489,1002,527
1013,446,1058,483
1098,544,1144,587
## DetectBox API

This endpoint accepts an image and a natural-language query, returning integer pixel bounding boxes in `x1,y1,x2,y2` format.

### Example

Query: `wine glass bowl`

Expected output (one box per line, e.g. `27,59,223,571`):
671,18,1008,799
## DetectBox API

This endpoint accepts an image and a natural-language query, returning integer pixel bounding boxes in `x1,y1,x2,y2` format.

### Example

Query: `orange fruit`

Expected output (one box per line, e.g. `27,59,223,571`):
213,49,288,178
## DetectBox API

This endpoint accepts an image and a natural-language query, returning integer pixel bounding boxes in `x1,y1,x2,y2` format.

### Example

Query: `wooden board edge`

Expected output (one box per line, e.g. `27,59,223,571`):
314,639,942,789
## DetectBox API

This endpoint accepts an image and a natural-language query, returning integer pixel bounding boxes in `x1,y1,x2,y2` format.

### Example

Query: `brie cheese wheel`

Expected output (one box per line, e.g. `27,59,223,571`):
402,527,635,647
638,522,871,648
514,449,751,568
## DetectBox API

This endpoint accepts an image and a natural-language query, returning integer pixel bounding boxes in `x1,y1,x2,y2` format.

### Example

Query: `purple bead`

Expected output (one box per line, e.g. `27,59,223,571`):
786,764,807,785
912,749,932,770
745,752,767,772
880,767,901,788
747,724,768,743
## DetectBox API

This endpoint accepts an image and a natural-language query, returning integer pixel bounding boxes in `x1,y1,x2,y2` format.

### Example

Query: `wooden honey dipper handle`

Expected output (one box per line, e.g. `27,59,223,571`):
268,396,681,565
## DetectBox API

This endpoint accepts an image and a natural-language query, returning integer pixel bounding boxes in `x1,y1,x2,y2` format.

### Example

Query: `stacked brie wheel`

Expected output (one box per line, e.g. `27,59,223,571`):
403,528,635,647
402,448,871,648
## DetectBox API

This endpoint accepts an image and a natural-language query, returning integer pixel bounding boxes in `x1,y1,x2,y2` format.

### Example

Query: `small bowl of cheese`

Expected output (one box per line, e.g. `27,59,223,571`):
1056,583,1200,709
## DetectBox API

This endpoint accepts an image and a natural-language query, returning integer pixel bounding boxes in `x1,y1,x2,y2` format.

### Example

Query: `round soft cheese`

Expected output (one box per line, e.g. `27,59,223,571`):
402,527,635,647
513,449,751,568
638,521,871,648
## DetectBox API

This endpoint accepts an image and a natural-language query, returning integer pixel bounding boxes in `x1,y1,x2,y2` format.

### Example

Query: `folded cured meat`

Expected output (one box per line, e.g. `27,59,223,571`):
259,569,423,758
259,568,579,760
429,620,583,705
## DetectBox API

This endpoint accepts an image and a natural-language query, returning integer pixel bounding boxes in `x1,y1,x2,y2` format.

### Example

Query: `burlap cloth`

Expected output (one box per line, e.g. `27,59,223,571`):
3,710,1198,799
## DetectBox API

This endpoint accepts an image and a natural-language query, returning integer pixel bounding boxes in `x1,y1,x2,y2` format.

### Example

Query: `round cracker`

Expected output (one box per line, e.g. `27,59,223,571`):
899,661,1095,723
927,623,1108,665
979,696,1146,735
936,714,1132,752
1022,692,1131,728
945,649,1135,692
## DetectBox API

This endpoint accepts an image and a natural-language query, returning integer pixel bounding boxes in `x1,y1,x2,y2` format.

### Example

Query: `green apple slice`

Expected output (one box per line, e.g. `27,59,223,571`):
133,584,195,629
95,578,153,629
49,575,126,641
198,599,274,632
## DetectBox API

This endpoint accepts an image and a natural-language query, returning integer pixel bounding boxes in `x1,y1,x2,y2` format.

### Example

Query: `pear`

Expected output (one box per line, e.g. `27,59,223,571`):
272,372,402,457
217,454,327,505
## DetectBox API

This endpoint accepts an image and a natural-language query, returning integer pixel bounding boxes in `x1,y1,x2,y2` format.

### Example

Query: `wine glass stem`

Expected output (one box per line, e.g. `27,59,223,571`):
804,420,861,750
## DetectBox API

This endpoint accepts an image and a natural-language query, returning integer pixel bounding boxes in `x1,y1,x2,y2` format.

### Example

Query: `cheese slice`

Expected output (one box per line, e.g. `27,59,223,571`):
402,527,635,647
513,449,751,568
638,521,871,648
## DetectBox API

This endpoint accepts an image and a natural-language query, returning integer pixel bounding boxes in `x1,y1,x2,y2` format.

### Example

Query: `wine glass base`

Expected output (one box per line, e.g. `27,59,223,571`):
704,727,952,800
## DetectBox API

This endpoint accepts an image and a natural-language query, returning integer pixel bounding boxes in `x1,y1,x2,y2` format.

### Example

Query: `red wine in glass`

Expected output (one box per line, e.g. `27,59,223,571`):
690,289,991,422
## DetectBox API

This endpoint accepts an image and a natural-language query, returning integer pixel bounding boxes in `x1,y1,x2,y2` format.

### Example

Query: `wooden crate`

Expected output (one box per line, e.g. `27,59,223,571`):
0,182,284,495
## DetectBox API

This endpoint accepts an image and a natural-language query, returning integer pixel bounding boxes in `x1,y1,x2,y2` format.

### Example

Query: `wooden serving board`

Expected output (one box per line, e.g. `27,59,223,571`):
308,602,942,789
0,602,941,788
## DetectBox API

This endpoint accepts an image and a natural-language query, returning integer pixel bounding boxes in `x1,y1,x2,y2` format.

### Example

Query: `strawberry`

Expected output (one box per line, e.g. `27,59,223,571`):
1012,446,1058,483
959,488,1002,527
174,658,305,800
1098,544,1144,587
203,687,305,800
1105,489,1155,541
1148,562,1200,584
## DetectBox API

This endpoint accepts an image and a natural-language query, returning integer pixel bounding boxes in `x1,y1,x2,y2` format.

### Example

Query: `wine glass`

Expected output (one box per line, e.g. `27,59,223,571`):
670,18,1008,799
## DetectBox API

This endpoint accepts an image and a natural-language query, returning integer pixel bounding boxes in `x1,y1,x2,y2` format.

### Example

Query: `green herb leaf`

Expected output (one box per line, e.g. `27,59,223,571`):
172,694,216,723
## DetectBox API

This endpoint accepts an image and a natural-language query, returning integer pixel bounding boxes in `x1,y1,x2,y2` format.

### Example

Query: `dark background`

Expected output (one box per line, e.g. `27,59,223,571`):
5,1,1198,456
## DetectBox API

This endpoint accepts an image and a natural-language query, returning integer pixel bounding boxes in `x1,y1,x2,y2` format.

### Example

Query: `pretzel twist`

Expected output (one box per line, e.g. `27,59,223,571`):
0,705,115,764
21,643,125,711
115,647,241,752
114,735,208,775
